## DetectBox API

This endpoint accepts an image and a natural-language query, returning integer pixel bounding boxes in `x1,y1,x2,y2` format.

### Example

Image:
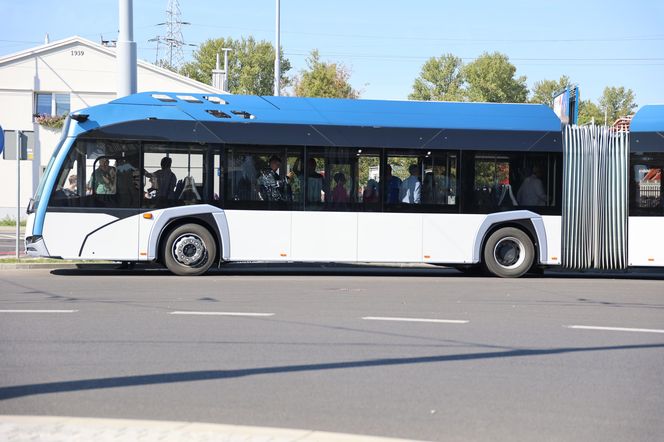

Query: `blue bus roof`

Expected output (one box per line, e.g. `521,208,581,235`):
630,105,664,132
105,92,562,132
72,92,563,151
630,105,664,152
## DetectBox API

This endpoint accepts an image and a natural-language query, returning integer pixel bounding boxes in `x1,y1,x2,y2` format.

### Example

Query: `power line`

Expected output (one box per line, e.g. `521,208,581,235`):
284,51,664,62
185,24,664,43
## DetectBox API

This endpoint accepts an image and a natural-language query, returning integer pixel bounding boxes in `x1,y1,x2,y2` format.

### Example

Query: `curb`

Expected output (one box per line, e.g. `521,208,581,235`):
0,415,422,442
0,263,80,270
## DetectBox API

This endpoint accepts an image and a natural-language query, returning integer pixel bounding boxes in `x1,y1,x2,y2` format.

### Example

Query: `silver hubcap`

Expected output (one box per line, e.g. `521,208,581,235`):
172,233,207,267
493,237,525,269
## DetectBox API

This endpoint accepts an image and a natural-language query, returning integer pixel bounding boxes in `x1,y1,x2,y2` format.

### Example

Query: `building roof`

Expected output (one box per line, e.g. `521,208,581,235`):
0,36,222,94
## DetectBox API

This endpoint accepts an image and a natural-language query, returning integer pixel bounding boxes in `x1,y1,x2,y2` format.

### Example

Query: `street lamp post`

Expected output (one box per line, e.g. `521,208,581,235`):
274,0,280,96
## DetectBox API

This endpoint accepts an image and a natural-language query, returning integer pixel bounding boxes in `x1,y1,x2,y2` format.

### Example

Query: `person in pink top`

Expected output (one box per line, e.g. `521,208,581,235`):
331,172,349,203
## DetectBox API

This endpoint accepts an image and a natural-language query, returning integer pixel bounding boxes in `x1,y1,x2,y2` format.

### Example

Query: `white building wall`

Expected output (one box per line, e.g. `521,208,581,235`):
0,37,222,219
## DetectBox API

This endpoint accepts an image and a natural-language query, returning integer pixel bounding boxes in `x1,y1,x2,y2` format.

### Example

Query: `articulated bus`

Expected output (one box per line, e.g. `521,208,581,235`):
24,92,664,277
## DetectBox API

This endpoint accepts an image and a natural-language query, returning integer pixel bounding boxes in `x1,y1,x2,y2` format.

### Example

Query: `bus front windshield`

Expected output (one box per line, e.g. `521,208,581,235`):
29,117,72,213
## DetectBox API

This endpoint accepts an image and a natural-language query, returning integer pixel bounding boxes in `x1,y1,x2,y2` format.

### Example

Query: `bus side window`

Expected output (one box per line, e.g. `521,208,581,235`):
630,153,664,214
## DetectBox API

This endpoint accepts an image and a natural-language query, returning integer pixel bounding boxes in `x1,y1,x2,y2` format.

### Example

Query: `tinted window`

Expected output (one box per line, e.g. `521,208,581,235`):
385,150,458,212
225,145,303,210
49,140,140,209
304,147,381,211
630,152,664,216
462,152,561,214
143,143,210,209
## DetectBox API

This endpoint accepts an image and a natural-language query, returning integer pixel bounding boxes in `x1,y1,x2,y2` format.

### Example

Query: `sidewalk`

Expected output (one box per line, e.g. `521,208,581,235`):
0,415,420,442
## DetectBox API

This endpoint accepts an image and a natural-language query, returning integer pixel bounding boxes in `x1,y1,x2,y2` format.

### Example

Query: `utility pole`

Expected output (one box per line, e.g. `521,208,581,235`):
16,131,21,260
118,0,137,97
274,0,280,96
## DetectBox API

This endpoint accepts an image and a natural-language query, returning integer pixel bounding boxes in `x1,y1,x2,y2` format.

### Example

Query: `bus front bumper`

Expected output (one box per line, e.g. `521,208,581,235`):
25,235,50,257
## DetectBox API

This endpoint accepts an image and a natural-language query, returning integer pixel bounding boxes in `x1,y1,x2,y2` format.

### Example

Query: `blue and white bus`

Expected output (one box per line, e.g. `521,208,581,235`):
24,92,664,276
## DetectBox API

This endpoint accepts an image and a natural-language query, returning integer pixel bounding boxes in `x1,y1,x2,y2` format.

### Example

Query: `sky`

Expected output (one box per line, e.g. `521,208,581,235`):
2,0,663,108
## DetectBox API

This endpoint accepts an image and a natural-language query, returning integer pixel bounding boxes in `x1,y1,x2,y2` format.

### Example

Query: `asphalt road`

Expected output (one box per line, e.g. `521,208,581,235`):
1,265,663,441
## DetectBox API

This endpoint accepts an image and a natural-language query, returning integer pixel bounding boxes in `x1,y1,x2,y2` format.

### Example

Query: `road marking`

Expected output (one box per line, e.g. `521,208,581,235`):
0,309,78,313
566,325,664,334
170,311,274,317
362,316,469,324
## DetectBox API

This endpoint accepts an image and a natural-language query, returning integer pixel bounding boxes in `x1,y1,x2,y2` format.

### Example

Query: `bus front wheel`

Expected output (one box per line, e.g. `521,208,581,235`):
482,227,534,278
162,223,216,276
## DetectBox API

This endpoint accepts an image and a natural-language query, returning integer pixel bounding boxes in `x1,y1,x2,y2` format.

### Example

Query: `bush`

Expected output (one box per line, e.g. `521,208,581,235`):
0,216,26,227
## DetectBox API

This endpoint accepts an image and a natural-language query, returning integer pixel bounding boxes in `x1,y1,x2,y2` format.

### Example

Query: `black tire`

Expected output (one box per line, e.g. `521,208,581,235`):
162,223,216,276
482,227,535,278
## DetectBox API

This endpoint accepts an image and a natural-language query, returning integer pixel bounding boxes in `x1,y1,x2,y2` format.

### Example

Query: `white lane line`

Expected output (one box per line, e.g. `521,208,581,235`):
566,325,664,334
362,316,469,324
0,309,78,313
170,311,274,317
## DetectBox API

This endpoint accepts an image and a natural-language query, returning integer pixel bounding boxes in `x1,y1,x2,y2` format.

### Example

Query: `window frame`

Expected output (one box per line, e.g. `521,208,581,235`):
629,152,664,216
34,92,71,117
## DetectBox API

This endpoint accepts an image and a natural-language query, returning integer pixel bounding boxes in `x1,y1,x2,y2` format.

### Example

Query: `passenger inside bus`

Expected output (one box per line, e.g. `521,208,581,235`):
88,158,116,195
331,172,349,203
517,164,547,206
399,164,421,204
151,157,177,201
385,165,402,204
258,155,288,201
306,158,325,203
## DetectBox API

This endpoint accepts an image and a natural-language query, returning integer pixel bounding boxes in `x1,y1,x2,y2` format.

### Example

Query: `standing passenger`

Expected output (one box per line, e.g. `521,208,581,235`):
385,165,402,204
258,155,288,201
399,164,421,204
152,157,177,201
331,172,349,203
517,165,547,206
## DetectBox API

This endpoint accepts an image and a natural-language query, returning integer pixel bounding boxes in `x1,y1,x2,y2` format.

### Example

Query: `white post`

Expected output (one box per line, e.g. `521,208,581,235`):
118,0,137,97
274,0,280,96
16,131,21,260
223,48,230,92
212,53,222,90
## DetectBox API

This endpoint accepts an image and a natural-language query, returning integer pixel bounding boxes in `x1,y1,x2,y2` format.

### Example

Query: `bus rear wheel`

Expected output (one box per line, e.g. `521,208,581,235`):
163,223,216,276
482,227,534,278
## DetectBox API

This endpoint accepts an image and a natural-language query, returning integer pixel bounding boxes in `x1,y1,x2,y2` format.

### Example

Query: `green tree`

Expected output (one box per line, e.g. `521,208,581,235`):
155,59,177,73
180,36,291,95
463,52,528,103
599,86,637,123
293,50,359,98
577,100,603,125
530,75,572,107
408,54,465,101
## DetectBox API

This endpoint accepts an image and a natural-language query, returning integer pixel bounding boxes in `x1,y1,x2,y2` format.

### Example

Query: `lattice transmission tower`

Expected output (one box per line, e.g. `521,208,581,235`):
149,0,192,69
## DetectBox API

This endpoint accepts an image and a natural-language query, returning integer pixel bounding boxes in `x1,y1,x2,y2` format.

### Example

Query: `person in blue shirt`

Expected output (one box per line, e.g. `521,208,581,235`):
385,164,402,204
